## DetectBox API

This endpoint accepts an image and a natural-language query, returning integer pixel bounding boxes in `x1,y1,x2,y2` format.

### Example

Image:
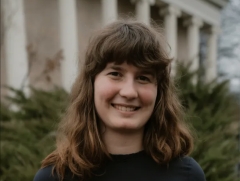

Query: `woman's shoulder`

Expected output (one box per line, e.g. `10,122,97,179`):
33,165,57,181
33,165,79,181
169,156,206,181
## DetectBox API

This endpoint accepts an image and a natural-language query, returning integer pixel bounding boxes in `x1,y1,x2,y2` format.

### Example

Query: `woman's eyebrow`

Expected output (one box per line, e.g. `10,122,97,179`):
107,65,124,71
106,65,155,76
138,69,155,76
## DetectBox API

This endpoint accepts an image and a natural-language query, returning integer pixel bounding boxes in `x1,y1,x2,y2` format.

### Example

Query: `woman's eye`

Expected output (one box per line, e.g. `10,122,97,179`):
138,76,150,82
108,72,121,77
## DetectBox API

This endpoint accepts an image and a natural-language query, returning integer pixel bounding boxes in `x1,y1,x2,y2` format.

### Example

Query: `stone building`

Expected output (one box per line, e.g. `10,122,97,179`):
1,0,228,96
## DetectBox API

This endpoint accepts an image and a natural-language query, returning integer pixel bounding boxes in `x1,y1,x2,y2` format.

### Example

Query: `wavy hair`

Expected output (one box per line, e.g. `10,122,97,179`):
41,19,193,180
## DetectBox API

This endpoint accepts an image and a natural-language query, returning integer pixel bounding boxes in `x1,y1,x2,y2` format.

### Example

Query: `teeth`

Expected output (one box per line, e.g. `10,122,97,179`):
114,105,136,112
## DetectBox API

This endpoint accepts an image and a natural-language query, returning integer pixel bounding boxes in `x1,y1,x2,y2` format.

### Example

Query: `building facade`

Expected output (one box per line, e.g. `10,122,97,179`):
0,0,228,96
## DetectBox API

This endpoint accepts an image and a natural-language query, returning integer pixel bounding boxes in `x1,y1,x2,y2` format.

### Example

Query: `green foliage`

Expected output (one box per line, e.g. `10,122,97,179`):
0,103,12,121
1,87,68,121
0,119,56,181
0,87,68,181
176,63,240,181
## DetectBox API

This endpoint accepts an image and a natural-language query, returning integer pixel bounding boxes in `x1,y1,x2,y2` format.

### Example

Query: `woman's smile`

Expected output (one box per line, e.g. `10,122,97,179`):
111,104,141,112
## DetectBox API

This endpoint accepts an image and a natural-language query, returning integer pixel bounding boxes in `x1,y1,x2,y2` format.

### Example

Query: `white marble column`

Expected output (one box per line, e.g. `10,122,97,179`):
184,17,203,84
101,0,118,25
205,26,218,83
160,5,181,76
58,0,79,92
2,0,29,94
131,0,155,25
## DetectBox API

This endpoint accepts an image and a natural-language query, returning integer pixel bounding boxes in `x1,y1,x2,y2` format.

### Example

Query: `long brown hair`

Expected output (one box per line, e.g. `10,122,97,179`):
41,19,193,180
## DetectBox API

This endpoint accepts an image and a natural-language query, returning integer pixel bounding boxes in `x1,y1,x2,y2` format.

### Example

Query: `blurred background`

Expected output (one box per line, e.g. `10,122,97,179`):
0,0,240,181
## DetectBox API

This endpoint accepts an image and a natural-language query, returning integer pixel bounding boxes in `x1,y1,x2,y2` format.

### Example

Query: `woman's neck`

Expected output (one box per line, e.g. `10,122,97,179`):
101,128,144,155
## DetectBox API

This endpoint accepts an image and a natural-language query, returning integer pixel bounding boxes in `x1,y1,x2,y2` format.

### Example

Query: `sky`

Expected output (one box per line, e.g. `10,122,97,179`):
218,0,240,93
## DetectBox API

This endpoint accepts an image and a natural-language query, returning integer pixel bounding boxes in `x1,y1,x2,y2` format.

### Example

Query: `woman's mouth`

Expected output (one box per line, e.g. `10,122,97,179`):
111,104,140,112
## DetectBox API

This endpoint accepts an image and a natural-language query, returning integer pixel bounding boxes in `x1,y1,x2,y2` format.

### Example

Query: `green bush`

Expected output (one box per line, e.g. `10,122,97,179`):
0,119,56,181
0,87,68,181
1,87,68,121
0,103,12,121
176,63,240,181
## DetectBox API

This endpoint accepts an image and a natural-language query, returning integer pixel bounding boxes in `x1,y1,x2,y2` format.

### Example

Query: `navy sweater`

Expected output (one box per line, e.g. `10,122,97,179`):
33,151,205,181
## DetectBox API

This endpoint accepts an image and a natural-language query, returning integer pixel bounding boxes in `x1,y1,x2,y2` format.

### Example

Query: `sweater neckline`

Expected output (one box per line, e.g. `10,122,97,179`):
109,150,145,161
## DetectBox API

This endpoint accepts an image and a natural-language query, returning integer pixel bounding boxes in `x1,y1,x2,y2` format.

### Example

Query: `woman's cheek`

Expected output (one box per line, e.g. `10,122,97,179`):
96,79,119,100
139,86,157,105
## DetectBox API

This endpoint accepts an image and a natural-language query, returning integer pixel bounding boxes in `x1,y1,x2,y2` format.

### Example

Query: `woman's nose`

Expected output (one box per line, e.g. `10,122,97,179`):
119,79,138,99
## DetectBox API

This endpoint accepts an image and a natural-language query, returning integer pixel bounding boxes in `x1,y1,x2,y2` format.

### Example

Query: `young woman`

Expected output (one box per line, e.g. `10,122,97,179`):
33,20,206,181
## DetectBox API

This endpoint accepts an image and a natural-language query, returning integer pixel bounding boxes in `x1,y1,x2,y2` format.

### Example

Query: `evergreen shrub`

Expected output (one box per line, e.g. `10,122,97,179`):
0,87,68,181
176,63,240,181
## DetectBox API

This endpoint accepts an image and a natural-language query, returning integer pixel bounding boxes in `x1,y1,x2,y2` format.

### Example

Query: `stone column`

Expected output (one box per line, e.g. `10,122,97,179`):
2,0,29,95
184,17,203,84
131,0,155,25
58,0,79,92
101,0,118,25
205,26,218,83
160,5,181,76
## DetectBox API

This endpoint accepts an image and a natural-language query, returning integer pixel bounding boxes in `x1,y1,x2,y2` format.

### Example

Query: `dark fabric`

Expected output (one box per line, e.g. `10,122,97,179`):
33,151,205,181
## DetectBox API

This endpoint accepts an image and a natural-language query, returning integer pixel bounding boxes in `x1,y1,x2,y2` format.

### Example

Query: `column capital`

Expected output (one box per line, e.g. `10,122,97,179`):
207,26,220,34
183,16,203,28
159,5,181,17
131,0,155,5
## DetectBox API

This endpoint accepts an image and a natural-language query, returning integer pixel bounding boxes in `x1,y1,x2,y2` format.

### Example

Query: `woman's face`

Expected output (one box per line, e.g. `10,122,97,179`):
94,62,157,133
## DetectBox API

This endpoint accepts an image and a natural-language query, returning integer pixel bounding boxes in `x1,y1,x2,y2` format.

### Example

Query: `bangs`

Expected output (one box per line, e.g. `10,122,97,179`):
86,21,172,78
